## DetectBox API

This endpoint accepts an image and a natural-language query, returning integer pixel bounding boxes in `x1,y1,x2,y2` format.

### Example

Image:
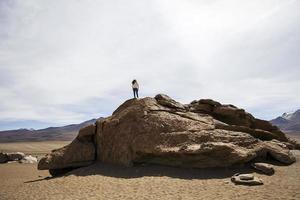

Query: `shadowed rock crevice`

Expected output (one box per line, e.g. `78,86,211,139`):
38,94,297,175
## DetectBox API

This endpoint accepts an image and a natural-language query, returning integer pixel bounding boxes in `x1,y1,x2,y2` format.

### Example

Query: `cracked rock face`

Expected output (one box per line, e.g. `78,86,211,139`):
95,95,294,167
38,94,296,174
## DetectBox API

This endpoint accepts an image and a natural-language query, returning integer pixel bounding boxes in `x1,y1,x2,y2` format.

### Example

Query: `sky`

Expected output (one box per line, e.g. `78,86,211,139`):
0,0,299,130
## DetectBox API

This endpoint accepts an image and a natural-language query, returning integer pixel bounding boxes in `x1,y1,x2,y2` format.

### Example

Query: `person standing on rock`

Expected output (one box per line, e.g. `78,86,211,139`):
132,79,139,98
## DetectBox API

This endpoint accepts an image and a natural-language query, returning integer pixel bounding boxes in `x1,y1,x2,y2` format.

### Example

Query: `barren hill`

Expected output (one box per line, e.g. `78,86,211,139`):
0,118,102,143
270,110,300,133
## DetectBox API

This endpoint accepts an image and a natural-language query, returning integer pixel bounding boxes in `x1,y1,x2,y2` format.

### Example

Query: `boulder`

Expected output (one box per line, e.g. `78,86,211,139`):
95,96,295,167
231,173,263,186
0,152,8,163
38,94,296,174
252,163,274,175
7,152,25,161
263,141,295,164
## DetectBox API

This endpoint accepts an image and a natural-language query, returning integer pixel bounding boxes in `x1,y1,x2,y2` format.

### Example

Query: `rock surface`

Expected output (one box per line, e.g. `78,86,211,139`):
237,174,254,180
252,163,275,175
76,124,96,142
38,94,296,175
95,95,294,167
38,136,95,172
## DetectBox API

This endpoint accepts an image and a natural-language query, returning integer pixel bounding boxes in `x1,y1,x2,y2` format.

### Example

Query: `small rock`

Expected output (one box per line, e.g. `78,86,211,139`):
231,173,263,186
19,155,38,164
252,163,275,175
7,152,25,161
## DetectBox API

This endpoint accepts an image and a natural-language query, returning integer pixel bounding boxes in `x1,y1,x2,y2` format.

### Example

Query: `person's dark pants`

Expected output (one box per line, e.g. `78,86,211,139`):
133,88,139,98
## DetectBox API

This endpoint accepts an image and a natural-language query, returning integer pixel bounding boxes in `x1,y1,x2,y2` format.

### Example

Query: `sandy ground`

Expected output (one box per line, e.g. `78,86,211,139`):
0,141,299,200
287,133,300,143
0,141,70,158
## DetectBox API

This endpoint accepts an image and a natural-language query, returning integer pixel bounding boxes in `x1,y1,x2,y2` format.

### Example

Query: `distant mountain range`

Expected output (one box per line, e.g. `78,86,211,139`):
270,109,300,133
0,118,102,143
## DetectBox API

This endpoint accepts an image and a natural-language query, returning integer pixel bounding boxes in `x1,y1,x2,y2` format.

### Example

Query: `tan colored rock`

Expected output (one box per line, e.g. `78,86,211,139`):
211,105,287,142
38,138,95,171
155,94,185,110
231,173,263,185
38,94,296,175
263,141,295,164
215,122,287,142
96,98,221,166
252,163,274,175
95,96,295,167
38,124,96,175
238,174,254,180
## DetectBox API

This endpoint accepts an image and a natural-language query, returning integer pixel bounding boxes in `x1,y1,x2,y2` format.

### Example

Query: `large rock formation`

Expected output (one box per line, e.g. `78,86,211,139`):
38,94,296,175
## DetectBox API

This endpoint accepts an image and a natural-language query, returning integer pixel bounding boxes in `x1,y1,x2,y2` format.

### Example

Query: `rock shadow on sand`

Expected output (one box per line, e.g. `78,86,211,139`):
24,176,57,183
63,162,258,180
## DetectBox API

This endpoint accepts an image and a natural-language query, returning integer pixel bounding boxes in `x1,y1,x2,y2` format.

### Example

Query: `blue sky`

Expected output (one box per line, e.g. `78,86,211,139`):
0,0,299,130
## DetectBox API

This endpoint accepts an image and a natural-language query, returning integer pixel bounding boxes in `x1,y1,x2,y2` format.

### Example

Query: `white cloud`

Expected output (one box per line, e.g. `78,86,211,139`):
0,0,299,129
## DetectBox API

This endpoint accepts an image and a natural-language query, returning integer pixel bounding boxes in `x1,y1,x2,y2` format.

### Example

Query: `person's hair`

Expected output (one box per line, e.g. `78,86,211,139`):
132,79,137,84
